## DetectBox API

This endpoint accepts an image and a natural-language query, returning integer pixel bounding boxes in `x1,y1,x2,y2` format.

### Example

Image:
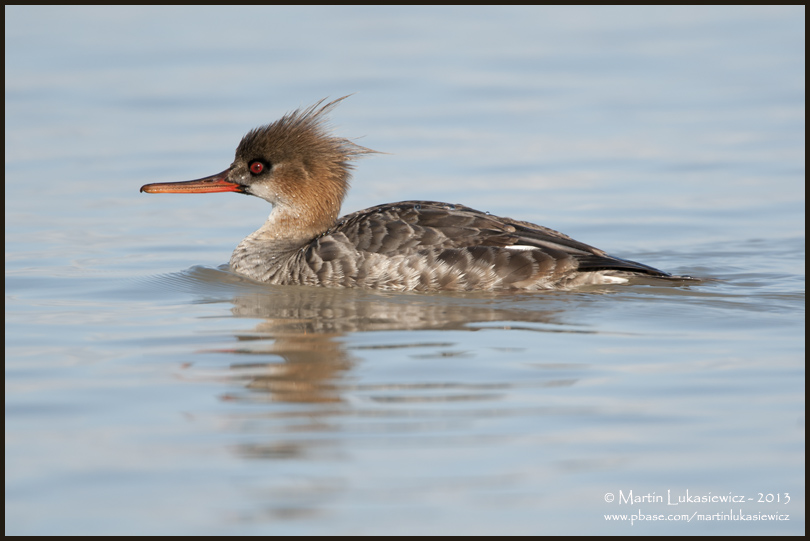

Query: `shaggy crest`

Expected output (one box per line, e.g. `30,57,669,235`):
235,96,376,182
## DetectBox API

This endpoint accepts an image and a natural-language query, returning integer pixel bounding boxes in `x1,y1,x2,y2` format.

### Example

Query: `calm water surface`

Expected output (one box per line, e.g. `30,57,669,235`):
5,6,804,535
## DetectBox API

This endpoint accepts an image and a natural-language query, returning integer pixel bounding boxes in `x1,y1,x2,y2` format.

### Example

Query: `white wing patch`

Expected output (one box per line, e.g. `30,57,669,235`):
600,275,629,284
504,245,539,251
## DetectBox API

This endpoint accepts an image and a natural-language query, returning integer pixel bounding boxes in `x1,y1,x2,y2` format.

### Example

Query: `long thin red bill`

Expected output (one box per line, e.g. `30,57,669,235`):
140,170,245,194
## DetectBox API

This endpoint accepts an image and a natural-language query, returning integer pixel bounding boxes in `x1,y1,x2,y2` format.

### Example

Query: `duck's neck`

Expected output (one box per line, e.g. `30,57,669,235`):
229,202,340,281
257,204,335,242
230,168,351,280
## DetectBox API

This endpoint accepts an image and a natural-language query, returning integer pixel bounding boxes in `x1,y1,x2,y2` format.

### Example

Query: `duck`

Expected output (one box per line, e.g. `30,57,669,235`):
140,97,690,291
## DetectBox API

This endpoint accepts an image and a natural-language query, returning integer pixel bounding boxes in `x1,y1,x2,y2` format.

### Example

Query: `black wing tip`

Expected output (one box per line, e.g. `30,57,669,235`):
578,255,701,282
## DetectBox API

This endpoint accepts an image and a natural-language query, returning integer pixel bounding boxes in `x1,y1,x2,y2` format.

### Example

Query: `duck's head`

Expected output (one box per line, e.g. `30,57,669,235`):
140,96,376,238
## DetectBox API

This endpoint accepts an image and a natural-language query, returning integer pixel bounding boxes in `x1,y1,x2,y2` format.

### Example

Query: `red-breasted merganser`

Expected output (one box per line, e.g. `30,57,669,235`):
141,98,689,291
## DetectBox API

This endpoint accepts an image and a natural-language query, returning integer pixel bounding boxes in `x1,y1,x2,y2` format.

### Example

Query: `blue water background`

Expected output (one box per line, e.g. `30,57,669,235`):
6,6,804,534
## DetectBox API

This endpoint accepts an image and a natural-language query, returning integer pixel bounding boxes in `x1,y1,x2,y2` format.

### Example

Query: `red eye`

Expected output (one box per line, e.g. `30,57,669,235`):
249,161,265,175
